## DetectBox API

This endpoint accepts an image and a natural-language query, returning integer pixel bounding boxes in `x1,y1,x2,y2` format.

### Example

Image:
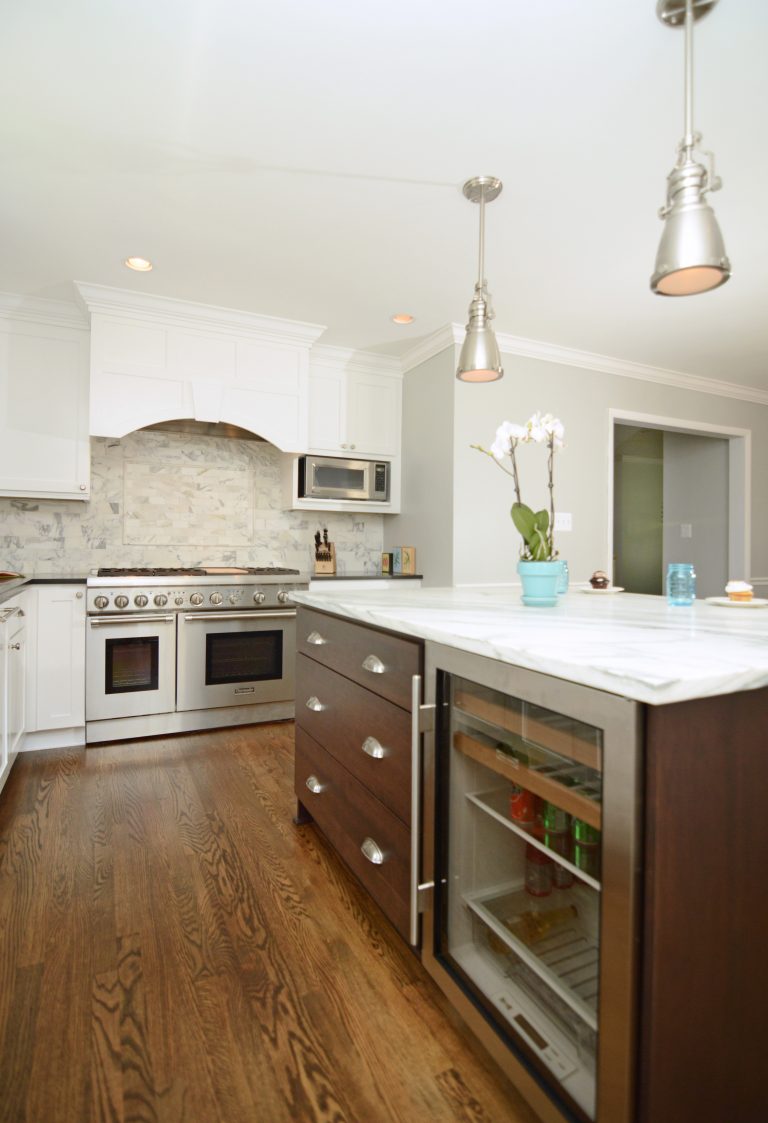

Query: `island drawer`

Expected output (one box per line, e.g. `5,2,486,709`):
295,726,410,941
296,654,411,824
296,606,420,710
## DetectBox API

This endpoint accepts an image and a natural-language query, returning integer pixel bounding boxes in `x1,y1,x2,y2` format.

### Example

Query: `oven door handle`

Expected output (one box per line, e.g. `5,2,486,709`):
88,614,176,626
182,610,296,622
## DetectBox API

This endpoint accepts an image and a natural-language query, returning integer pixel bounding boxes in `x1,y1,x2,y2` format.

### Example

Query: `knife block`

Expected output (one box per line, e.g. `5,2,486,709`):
314,543,336,575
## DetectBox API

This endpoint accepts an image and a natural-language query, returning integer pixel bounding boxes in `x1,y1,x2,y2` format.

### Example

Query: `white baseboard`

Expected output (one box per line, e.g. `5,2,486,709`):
21,727,86,752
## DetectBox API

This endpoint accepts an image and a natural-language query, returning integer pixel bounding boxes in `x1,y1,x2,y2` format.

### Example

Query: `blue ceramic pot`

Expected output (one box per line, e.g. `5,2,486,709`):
517,559,561,607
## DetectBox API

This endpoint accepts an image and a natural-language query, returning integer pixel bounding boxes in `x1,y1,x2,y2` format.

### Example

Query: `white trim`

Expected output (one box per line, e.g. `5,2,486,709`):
608,408,751,587
400,322,768,407
21,727,86,752
0,291,88,330
74,282,326,347
311,343,402,378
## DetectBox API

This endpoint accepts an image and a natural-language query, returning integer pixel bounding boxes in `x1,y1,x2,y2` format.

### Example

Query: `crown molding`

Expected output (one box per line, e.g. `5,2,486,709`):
311,343,402,378
401,321,768,407
0,291,88,330
74,282,327,348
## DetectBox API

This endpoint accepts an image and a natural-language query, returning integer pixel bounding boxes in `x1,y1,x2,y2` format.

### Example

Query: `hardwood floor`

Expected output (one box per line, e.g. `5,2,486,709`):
0,724,542,1123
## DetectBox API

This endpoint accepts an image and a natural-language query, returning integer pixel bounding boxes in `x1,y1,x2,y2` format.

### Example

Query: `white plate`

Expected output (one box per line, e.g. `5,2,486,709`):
579,586,624,594
704,596,768,608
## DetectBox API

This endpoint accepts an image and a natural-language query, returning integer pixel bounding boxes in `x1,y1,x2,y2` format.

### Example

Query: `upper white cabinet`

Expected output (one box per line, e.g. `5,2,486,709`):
308,348,402,458
0,299,90,500
76,283,326,452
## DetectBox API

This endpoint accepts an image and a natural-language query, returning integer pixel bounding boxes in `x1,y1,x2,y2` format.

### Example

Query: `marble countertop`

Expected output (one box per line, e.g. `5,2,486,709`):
0,573,87,606
290,585,768,705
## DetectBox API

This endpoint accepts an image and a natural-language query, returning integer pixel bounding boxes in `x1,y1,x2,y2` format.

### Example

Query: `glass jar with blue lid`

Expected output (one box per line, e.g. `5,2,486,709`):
666,563,696,605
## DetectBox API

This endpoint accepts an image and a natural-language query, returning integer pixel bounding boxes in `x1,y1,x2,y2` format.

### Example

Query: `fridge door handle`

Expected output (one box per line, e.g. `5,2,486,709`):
410,674,436,946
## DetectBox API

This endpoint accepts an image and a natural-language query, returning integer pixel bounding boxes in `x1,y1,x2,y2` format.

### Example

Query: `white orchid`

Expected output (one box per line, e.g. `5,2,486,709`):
472,410,565,561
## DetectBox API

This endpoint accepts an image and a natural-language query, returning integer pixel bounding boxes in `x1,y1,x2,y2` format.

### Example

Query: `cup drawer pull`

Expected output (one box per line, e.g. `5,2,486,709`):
305,775,325,795
306,631,327,646
360,837,386,865
305,696,325,712
362,654,386,674
362,736,386,760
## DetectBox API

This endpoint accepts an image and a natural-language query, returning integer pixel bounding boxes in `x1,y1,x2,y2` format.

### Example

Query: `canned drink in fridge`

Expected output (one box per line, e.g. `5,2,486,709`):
572,818,601,847
525,843,554,897
545,830,575,888
543,801,570,834
573,841,601,880
509,785,537,827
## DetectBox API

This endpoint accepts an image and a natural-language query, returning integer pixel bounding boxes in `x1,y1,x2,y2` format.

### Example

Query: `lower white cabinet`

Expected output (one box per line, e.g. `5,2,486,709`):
24,584,86,749
1,592,28,794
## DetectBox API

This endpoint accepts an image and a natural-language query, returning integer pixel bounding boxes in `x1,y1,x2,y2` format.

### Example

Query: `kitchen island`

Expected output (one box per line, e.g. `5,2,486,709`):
290,585,767,1123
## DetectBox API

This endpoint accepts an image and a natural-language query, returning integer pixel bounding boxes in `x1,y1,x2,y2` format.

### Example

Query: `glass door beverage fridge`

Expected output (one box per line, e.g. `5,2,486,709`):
418,644,641,1123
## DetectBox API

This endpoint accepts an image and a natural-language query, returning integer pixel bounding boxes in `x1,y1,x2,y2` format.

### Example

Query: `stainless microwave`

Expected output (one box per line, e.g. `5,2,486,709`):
298,456,390,501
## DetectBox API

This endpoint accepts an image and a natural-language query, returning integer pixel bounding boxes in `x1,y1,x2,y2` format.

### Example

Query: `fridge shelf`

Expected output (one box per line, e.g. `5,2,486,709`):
464,882,599,1032
454,729,602,831
454,689,601,772
466,787,601,892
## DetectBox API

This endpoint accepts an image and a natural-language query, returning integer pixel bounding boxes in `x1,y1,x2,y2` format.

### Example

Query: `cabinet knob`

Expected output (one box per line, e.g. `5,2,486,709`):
361,736,386,760
305,696,325,712
340,443,348,450
8,642,21,651
362,654,385,675
360,837,386,865
306,631,327,646
76,591,84,599
305,775,325,795
79,484,87,491
350,443,356,450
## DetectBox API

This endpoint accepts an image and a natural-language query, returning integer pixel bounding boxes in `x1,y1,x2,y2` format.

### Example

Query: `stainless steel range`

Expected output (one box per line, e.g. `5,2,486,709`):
86,567,308,744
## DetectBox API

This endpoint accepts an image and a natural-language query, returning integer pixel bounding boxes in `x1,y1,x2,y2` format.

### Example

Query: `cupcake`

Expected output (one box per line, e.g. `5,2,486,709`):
725,580,753,602
589,570,610,589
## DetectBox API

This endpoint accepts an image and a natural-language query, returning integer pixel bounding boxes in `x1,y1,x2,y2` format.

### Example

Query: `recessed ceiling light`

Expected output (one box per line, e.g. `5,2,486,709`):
391,313,415,325
123,256,153,272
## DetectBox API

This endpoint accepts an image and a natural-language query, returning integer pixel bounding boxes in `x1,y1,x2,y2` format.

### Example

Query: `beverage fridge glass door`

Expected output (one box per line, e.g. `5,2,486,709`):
421,646,639,1123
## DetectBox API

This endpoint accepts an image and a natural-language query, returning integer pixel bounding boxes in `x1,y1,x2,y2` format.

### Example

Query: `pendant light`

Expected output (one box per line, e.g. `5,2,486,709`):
651,0,731,296
456,176,504,382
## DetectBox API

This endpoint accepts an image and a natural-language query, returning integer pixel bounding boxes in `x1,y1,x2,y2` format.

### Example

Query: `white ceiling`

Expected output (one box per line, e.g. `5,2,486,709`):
2,0,767,387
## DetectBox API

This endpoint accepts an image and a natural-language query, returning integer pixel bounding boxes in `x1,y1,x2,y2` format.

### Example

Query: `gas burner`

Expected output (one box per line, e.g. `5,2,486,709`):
246,567,301,576
96,567,207,577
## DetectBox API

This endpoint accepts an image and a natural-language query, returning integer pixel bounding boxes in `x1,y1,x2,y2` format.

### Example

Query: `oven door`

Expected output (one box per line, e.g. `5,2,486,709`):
86,613,177,721
176,609,296,712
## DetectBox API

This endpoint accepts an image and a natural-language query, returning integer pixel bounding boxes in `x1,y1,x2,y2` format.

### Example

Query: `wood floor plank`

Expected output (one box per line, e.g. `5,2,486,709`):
0,725,543,1123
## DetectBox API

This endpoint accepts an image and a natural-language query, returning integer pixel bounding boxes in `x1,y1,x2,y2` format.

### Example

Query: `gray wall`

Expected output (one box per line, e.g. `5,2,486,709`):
663,431,729,599
397,345,768,593
0,430,384,576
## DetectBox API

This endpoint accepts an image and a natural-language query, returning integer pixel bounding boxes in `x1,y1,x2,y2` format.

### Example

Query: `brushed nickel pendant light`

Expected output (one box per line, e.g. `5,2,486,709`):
456,176,504,382
651,0,731,296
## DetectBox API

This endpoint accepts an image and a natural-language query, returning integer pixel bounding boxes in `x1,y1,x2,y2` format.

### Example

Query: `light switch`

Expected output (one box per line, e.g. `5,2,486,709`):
554,512,572,532
681,523,693,539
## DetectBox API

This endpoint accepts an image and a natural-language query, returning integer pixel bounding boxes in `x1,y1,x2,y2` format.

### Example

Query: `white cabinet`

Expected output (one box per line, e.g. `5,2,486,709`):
308,359,402,458
24,585,86,747
0,314,90,500
76,283,326,451
1,593,27,793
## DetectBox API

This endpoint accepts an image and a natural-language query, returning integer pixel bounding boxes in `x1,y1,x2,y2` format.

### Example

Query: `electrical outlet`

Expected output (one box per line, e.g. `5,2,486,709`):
681,523,693,539
554,512,572,532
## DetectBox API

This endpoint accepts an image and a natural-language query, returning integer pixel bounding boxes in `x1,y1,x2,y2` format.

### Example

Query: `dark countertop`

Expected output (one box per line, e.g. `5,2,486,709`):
310,573,423,581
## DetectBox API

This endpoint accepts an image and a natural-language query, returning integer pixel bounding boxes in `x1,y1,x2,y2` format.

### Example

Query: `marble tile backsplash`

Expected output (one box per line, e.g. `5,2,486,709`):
0,431,384,575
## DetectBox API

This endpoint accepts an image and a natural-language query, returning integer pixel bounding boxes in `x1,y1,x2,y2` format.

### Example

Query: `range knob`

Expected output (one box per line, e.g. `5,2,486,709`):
252,591,266,605
228,593,238,605
134,594,149,608
94,595,109,609
277,590,291,605
154,594,168,607
190,593,204,606
175,595,184,606
210,592,223,606
115,595,129,609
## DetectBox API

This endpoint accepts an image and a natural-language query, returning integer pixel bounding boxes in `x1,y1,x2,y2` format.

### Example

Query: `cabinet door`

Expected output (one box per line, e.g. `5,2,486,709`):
35,586,86,730
347,372,400,457
6,616,26,755
307,366,347,452
0,320,90,500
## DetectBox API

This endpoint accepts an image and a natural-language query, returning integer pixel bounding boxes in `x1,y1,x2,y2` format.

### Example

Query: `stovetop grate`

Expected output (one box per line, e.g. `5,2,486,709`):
95,567,301,577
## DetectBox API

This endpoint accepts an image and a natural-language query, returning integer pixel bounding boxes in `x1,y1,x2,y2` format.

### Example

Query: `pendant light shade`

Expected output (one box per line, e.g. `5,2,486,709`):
457,177,504,382
651,0,731,296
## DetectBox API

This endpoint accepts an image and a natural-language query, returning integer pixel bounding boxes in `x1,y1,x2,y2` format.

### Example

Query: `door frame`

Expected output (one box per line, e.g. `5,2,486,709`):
608,409,751,586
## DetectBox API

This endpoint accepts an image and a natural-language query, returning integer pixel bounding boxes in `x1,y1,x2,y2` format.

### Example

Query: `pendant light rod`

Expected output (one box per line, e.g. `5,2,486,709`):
457,176,504,383
684,0,694,145
477,189,485,288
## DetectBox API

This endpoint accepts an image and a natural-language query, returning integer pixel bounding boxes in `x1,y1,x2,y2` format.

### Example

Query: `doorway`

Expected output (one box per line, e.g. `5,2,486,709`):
609,411,750,599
